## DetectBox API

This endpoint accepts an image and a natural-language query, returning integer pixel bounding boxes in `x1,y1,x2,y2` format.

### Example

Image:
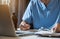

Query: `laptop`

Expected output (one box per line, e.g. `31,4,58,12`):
0,5,16,37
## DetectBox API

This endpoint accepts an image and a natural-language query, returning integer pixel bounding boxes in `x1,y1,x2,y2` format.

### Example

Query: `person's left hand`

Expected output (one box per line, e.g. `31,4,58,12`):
51,24,60,33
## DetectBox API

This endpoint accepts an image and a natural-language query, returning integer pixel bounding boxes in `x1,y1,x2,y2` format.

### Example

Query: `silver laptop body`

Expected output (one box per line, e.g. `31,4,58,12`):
0,5,16,37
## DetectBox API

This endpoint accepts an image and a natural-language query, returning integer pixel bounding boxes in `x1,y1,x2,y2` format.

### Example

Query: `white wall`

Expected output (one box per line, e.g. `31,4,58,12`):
0,0,10,5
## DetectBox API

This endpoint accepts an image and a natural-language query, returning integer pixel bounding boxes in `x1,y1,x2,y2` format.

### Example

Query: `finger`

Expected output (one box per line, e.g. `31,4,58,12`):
20,26,30,30
20,26,28,30
20,26,26,30
20,24,30,30
25,24,30,27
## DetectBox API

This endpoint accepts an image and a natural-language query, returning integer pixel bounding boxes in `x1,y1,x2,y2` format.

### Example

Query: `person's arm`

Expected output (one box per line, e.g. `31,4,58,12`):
19,1,33,30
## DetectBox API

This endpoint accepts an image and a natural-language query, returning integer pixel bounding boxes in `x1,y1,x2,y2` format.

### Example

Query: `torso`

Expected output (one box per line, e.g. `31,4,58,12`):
31,0,60,29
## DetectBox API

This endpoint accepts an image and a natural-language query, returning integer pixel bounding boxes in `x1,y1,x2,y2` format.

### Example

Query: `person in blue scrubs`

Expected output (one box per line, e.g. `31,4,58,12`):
20,0,60,32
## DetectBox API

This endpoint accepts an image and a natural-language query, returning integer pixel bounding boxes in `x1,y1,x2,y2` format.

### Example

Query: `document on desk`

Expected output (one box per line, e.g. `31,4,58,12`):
15,30,35,36
34,30,53,35
15,30,60,36
34,30,60,37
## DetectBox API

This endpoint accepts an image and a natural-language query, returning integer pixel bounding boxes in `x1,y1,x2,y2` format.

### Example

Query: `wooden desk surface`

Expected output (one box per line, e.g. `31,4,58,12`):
0,35,60,39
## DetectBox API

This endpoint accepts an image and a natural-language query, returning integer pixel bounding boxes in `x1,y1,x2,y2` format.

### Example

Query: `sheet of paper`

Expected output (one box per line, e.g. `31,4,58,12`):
15,30,35,35
34,30,60,37
34,30,53,34
15,29,60,37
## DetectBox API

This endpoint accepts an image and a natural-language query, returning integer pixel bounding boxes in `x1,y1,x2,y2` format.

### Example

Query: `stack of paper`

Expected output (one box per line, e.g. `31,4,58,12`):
15,30,60,37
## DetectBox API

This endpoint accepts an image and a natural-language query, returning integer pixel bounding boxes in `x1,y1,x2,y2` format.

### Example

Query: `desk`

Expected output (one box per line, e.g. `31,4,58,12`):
0,35,60,39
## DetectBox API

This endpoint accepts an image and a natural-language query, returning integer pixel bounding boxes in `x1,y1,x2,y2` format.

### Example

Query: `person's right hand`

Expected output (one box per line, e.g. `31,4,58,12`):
19,21,30,31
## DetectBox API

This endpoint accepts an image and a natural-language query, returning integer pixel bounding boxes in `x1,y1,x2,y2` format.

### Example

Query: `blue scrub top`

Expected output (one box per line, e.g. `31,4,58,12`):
22,0,60,29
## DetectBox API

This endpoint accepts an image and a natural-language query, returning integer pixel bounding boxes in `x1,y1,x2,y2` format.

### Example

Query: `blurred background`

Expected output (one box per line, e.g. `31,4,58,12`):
0,0,30,29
